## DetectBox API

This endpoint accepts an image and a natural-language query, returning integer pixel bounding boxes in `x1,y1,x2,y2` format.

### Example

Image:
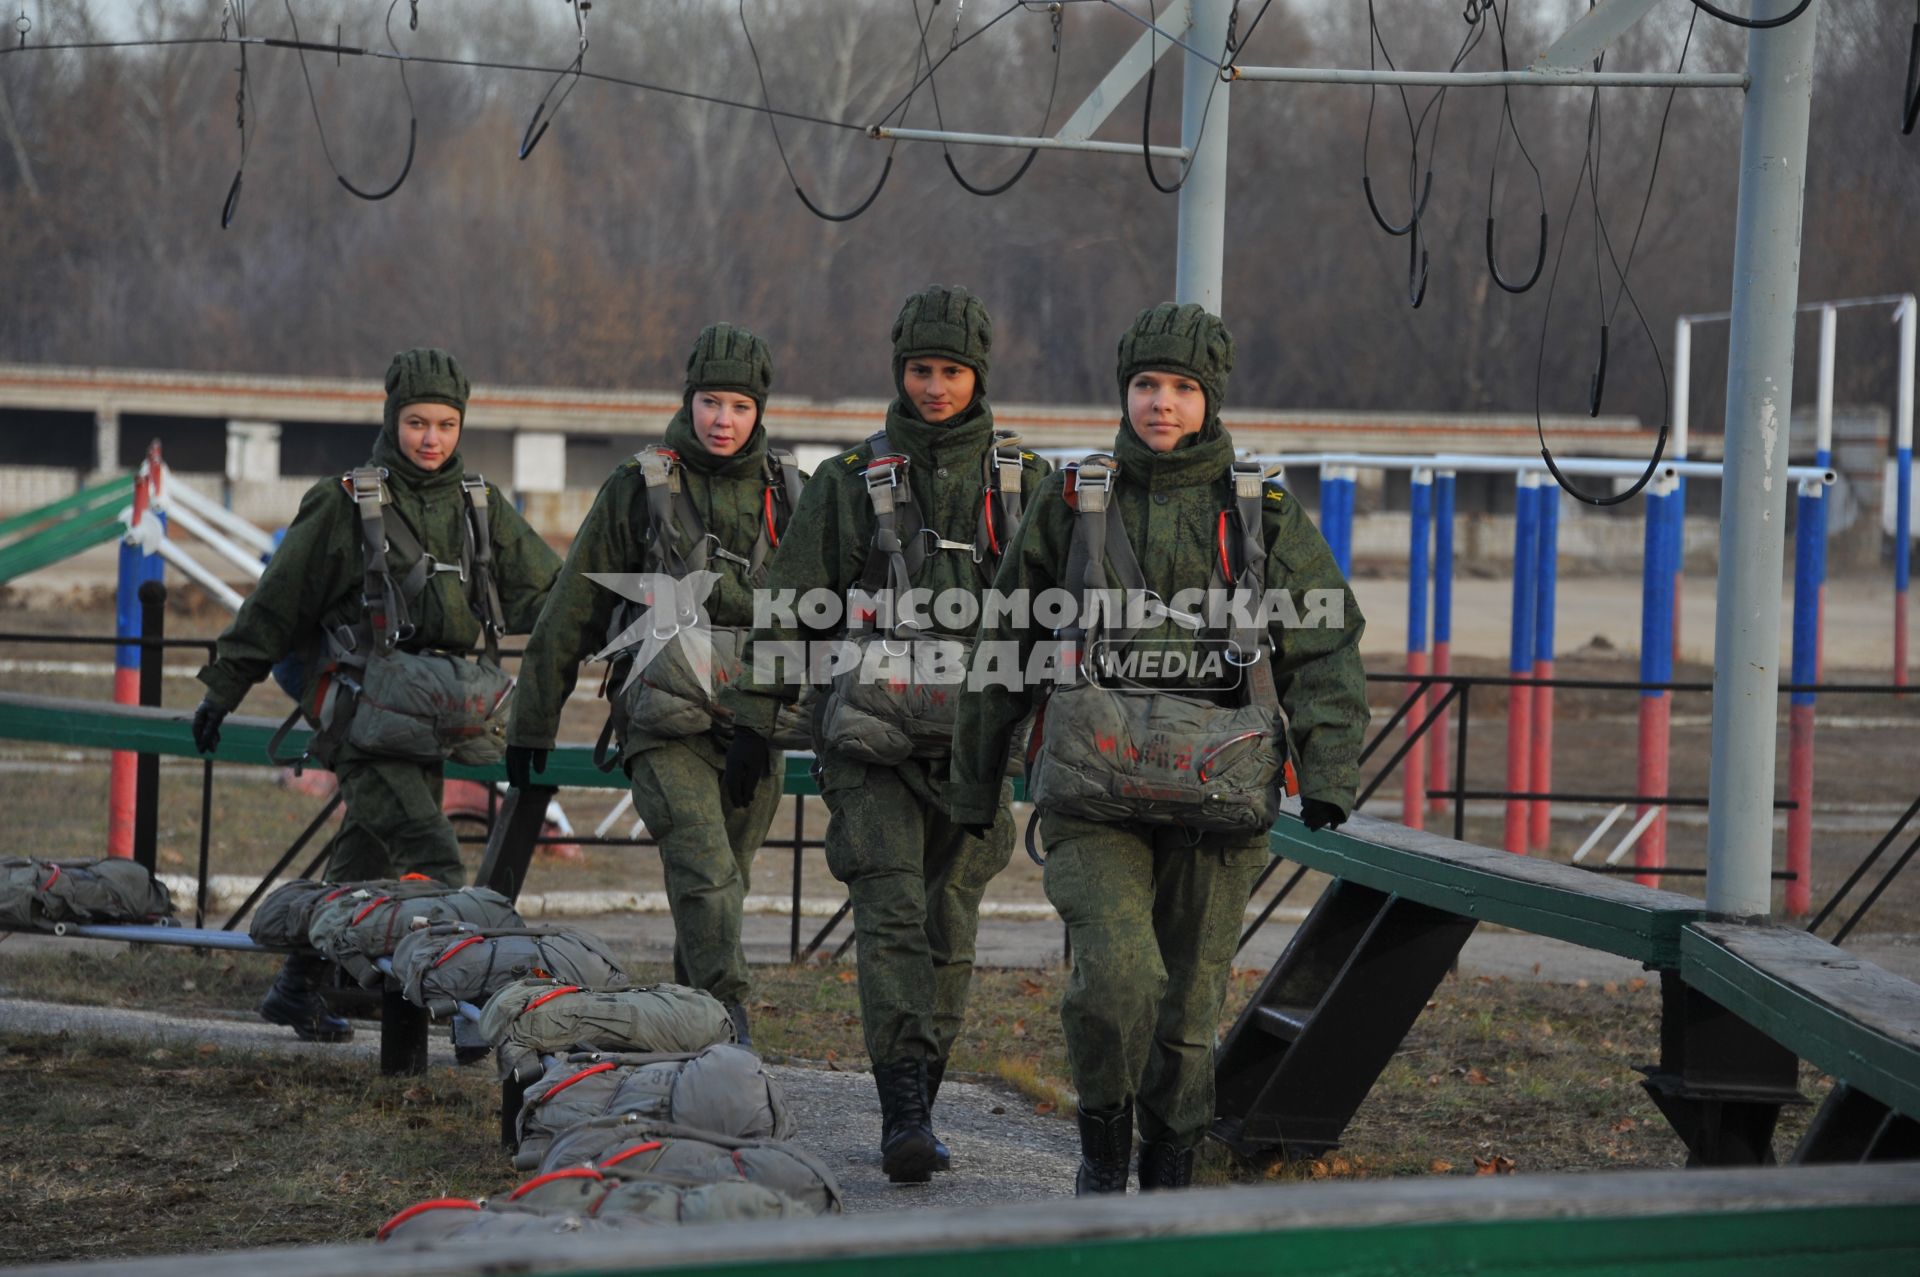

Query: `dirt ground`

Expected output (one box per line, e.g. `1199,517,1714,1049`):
0,946,1833,1266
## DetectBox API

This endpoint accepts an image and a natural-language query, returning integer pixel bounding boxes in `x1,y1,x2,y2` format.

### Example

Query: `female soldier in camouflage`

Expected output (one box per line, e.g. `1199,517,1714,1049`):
505,325,793,1047
720,286,1049,1183
191,348,562,1041
951,304,1368,1193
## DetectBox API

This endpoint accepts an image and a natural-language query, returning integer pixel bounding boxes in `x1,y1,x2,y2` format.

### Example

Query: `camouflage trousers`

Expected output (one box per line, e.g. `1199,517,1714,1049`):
1041,812,1268,1148
322,757,465,888
817,755,1014,1068
628,739,783,1007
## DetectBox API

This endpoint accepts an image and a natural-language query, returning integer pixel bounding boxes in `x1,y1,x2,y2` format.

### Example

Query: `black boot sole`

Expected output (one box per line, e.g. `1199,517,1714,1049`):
258,995,354,1043
882,1131,941,1184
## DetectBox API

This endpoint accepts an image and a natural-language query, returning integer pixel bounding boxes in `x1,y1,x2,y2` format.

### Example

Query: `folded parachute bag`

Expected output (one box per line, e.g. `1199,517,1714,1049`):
308,881,523,987
247,880,349,949
0,857,174,930
375,1197,627,1245
513,1045,793,1170
481,977,734,1084
393,924,627,1018
499,1169,808,1225
533,1117,842,1216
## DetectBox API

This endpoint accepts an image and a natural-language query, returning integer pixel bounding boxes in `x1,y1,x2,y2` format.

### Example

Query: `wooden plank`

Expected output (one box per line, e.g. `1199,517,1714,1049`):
1684,922,1920,1119
15,1163,1920,1277
1270,813,1706,967
0,691,825,795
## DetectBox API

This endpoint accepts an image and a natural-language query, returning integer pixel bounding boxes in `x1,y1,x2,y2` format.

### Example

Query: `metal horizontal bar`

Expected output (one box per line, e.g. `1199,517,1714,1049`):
1682,292,1918,325
1228,65,1747,90
1433,789,1797,811
1035,447,1835,485
869,125,1188,160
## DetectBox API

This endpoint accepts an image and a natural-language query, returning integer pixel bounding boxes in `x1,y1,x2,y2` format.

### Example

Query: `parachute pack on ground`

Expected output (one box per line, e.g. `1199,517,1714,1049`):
0,858,173,931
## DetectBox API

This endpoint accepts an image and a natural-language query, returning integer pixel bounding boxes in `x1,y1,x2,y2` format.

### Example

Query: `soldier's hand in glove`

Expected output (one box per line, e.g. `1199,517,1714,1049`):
1300,798,1348,833
190,699,228,755
722,729,772,809
957,821,996,843
504,745,549,789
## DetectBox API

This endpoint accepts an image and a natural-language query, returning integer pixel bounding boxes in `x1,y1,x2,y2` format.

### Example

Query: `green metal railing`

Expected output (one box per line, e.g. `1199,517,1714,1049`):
0,473,134,584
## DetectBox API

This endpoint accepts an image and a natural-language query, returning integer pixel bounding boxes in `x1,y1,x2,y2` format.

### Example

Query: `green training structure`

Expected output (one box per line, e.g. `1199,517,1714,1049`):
7,1165,1920,1277
0,473,134,585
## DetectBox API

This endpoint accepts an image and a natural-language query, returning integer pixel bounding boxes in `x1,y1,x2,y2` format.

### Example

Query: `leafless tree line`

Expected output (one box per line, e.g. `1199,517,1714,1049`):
0,0,1914,437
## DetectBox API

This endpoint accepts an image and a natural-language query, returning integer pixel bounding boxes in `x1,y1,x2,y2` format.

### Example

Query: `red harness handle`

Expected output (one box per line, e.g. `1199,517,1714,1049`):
430,934,486,968
533,1060,619,1107
375,1198,481,1242
507,1167,604,1201
516,984,584,1016
597,1139,666,1170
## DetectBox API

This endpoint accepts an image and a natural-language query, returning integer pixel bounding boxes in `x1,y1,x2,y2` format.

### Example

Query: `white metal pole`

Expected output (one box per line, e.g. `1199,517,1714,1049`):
1174,0,1231,313
1817,305,1837,461
1673,319,1692,461
1706,0,1821,920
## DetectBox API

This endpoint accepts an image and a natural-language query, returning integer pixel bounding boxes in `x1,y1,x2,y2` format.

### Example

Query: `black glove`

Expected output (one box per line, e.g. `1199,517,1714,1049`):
722,729,772,809
190,699,228,755
1300,798,1348,833
504,745,549,789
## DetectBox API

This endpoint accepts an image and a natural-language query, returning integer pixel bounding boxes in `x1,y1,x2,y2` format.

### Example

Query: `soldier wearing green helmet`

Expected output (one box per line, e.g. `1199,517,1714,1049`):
192,348,562,1042
720,285,1050,1183
952,303,1368,1194
506,323,803,1047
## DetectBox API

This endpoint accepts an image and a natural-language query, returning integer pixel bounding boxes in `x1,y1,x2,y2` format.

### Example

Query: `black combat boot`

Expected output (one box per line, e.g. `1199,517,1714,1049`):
258,952,353,1043
1136,1140,1195,1190
874,1060,941,1184
727,1002,753,1050
1075,1102,1133,1196
927,1058,952,1172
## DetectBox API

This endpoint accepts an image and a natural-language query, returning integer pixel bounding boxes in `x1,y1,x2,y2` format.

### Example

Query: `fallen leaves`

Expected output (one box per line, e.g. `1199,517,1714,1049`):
1032,1100,1055,1115
1428,1159,1453,1174
835,970,856,985
1010,1019,1027,1039
1017,977,1047,998
1473,1154,1516,1175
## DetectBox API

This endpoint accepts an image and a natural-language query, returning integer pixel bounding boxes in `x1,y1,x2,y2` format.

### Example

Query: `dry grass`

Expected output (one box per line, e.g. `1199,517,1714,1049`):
0,940,1840,1264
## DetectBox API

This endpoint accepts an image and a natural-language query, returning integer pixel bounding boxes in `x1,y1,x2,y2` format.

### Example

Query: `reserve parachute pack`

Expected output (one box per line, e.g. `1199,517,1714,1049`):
392,923,629,1018
512,1044,792,1169
376,1180,807,1244
816,429,1026,764
269,466,515,769
1024,454,1299,837
594,445,810,767
481,975,737,1083
303,879,522,986
531,1116,843,1216
0,858,174,931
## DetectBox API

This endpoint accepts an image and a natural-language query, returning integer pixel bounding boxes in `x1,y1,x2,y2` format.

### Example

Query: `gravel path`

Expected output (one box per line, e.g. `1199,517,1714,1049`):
0,996,1081,1211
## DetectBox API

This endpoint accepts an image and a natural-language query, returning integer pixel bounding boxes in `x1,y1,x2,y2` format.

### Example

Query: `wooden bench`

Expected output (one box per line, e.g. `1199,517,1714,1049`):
1215,811,1709,1159
1682,921,1920,1162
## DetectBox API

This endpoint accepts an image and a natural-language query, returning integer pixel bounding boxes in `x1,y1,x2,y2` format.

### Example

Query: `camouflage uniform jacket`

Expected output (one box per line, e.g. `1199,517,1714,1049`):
719,399,1050,745
948,417,1367,825
509,410,785,768
197,432,559,715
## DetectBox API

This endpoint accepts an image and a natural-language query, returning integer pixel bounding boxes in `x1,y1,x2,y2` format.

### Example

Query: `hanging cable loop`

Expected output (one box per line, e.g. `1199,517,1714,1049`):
219,0,253,227
1482,1,1547,293
916,0,1064,197
287,0,418,200
1685,0,1812,30
741,0,898,221
517,1,588,160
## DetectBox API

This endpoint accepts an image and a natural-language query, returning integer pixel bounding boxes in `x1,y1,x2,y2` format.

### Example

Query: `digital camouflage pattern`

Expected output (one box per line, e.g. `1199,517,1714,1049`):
507,403,789,1010
197,366,559,883
949,416,1367,824
510,401,782,768
628,740,781,1006
720,390,1048,1073
949,397,1368,1151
